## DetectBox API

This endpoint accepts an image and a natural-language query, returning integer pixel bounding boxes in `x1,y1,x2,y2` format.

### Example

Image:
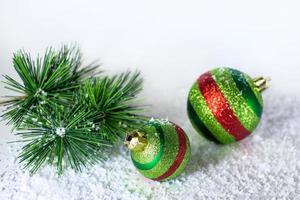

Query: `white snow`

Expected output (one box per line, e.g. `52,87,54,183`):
0,93,299,200
55,128,66,137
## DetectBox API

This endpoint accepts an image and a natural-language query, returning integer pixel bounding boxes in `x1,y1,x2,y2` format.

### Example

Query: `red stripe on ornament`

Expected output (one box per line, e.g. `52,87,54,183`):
198,72,250,141
152,123,187,181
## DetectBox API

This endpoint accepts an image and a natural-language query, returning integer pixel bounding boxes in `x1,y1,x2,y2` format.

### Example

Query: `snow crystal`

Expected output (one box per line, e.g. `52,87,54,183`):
94,125,100,131
41,90,48,96
55,127,66,137
32,118,38,122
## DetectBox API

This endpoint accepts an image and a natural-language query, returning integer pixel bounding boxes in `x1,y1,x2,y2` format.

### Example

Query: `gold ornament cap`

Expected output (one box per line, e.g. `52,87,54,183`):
124,131,147,152
253,77,270,92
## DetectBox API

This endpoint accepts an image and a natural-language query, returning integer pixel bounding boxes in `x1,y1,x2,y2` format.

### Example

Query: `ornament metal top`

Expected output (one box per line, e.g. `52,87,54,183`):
188,67,269,144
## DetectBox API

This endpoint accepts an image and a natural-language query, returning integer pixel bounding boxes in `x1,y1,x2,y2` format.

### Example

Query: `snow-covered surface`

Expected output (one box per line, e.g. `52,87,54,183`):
0,93,299,200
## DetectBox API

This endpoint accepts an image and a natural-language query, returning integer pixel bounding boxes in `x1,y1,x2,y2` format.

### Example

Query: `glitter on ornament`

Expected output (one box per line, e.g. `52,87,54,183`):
125,119,191,181
187,67,269,144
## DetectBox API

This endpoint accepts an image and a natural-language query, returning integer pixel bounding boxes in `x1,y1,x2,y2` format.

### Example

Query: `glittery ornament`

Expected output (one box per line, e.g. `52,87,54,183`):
125,119,191,181
187,67,269,144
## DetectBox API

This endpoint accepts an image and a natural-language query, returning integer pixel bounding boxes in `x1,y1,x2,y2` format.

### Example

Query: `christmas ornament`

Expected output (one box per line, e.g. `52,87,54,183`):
125,119,191,181
187,67,269,144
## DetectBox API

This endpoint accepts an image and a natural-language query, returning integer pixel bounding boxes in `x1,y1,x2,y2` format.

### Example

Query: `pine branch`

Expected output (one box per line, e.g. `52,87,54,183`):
1,45,145,174
76,71,146,143
1,45,100,128
17,104,111,174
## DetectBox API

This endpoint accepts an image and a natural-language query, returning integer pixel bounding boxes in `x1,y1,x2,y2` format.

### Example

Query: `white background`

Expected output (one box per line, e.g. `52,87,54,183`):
1,0,300,139
1,1,300,199
1,0,300,93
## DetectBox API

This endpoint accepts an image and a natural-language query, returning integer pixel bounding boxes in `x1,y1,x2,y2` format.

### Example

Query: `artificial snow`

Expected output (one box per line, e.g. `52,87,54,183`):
0,93,299,199
55,128,66,137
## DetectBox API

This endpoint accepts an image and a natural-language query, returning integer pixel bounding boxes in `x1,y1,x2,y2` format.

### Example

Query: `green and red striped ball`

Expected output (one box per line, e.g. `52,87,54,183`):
187,67,263,144
130,119,191,181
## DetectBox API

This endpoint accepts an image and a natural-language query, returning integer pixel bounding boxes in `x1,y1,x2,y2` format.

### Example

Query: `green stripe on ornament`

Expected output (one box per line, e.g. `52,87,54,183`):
210,68,260,132
244,73,264,107
188,83,235,144
138,123,179,179
228,68,263,118
132,122,165,170
187,100,221,144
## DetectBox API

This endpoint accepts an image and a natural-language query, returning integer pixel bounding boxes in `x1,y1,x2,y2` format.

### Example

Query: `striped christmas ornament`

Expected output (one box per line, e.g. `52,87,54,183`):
125,119,191,181
188,67,268,144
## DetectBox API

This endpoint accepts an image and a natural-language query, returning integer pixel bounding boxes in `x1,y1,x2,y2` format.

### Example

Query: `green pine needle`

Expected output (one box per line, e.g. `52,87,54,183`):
1,45,145,174
1,45,100,128
17,104,111,174
77,71,146,143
